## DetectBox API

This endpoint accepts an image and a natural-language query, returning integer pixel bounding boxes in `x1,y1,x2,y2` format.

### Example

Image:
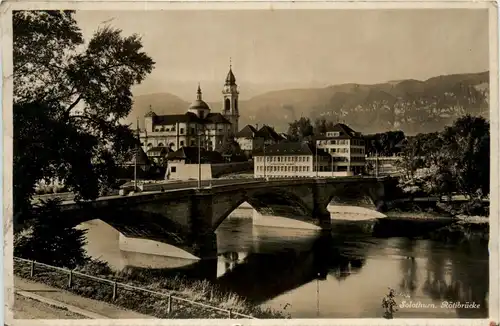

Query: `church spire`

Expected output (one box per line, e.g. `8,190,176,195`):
196,83,202,101
225,58,236,86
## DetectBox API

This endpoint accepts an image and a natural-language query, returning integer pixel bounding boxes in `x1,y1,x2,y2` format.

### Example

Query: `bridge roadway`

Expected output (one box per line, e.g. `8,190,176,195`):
51,176,388,259
53,176,373,206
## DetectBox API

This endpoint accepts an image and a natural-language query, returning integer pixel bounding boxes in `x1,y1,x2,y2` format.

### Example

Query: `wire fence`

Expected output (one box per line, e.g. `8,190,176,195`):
14,256,257,319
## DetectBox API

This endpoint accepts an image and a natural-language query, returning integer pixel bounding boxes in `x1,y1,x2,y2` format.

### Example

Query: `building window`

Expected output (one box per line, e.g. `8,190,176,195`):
191,141,195,146
171,167,177,173
191,128,195,134
180,128,184,134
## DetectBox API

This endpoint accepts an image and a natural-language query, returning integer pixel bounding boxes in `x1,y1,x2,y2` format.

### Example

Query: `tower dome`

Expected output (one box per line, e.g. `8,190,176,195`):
144,105,157,117
188,84,210,118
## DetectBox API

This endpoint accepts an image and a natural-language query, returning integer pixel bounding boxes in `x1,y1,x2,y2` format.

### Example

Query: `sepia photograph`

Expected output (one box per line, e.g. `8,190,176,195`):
3,3,498,324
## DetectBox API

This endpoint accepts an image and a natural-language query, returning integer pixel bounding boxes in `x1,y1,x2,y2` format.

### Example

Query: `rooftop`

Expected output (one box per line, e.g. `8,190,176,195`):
315,123,363,140
123,146,150,165
235,125,258,138
253,141,330,157
166,146,224,164
146,112,231,126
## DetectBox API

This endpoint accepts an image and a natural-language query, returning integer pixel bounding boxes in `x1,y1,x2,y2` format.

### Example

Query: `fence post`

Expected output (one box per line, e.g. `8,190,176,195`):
68,270,73,288
30,260,34,277
167,294,172,314
112,281,117,300
228,310,232,319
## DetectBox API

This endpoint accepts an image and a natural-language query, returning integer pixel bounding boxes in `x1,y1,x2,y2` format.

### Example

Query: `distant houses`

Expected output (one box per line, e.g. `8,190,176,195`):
235,124,285,158
314,123,366,175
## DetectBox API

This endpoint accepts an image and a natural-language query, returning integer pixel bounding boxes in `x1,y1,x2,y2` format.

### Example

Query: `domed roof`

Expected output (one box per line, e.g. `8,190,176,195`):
189,99,210,111
188,84,210,111
144,105,157,117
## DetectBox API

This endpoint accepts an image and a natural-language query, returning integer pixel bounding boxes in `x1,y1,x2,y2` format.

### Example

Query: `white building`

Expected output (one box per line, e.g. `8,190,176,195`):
165,146,224,180
315,123,366,174
139,65,240,153
253,142,332,178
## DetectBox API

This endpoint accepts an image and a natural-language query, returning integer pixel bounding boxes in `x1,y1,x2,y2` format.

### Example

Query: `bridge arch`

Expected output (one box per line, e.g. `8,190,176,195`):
211,187,319,230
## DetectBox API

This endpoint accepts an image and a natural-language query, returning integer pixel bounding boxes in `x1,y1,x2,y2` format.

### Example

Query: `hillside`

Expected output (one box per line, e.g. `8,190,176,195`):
128,71,489,135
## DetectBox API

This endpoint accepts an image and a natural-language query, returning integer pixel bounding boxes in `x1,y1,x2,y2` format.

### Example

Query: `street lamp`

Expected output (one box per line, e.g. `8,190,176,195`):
316,272,320,317
331,153,334,177
315,143,319,178
134,118,139,192
197,127,202,189
371,140,379,178
263,143,267,180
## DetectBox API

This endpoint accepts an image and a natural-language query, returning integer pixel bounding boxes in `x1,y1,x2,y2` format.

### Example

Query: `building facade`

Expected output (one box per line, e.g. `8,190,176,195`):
139,65,240,154
165,146,224,180
236,124,284,158
315,123,366,174
253,142,331,178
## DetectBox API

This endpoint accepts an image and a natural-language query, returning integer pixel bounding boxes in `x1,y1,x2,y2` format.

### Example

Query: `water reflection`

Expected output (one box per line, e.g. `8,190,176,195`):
421,241,489,317
79,215,488,318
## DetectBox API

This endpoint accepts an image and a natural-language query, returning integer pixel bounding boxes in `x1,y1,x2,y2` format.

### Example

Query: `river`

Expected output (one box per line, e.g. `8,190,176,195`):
78,206,489,319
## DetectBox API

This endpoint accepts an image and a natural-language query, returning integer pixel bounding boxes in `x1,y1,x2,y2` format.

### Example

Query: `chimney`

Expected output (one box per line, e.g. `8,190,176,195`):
256,123,259,130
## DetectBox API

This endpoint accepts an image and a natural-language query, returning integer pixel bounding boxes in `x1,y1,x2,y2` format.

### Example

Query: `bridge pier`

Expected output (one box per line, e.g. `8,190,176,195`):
189,192,217,259
312,181,333,229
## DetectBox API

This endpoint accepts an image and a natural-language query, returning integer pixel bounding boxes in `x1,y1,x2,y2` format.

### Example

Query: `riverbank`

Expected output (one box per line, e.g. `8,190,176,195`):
13,258,287,319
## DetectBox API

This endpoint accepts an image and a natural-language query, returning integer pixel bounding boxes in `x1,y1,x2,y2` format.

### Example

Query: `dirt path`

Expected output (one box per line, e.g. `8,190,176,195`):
14,294,86,319
14,276,155,319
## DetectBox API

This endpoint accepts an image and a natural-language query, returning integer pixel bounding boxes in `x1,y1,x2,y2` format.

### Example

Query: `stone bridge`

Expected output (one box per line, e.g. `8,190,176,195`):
59,177,390,258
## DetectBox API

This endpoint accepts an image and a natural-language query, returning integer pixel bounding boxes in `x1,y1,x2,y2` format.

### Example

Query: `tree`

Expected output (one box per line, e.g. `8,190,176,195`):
313,118,336,136
218,135,246,161
440,115,489,200
13,11,155,228
14,199,89,268
396,137,425,181
287,117,314,141
365,131,406,156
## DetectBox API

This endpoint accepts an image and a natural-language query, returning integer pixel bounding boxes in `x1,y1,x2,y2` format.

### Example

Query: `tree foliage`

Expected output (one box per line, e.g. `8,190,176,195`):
218,136,247,161
397,115,489,200
287,117,314,141
364,131,406,156
13,10,155,228
14,199,89,268
313,118,337,136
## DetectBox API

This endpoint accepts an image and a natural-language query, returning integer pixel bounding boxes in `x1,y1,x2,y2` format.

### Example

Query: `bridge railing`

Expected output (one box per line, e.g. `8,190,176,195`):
13,256,257,319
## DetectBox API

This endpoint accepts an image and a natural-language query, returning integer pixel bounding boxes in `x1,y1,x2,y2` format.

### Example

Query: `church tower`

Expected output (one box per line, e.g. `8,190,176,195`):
222,59,239,136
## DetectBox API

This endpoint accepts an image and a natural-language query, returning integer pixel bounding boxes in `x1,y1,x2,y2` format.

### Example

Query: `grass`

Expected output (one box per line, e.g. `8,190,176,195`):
14,259,288,319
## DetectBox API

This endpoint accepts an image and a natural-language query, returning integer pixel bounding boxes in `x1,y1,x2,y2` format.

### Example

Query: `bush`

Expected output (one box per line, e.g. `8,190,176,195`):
458,200,488,216
14,199,89,269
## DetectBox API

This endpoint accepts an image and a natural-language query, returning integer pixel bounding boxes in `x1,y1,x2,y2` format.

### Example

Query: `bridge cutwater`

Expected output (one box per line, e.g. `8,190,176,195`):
56,177,389,259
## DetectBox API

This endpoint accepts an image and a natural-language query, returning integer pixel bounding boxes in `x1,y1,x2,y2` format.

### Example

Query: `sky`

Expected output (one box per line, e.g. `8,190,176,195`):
75,9,489,101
